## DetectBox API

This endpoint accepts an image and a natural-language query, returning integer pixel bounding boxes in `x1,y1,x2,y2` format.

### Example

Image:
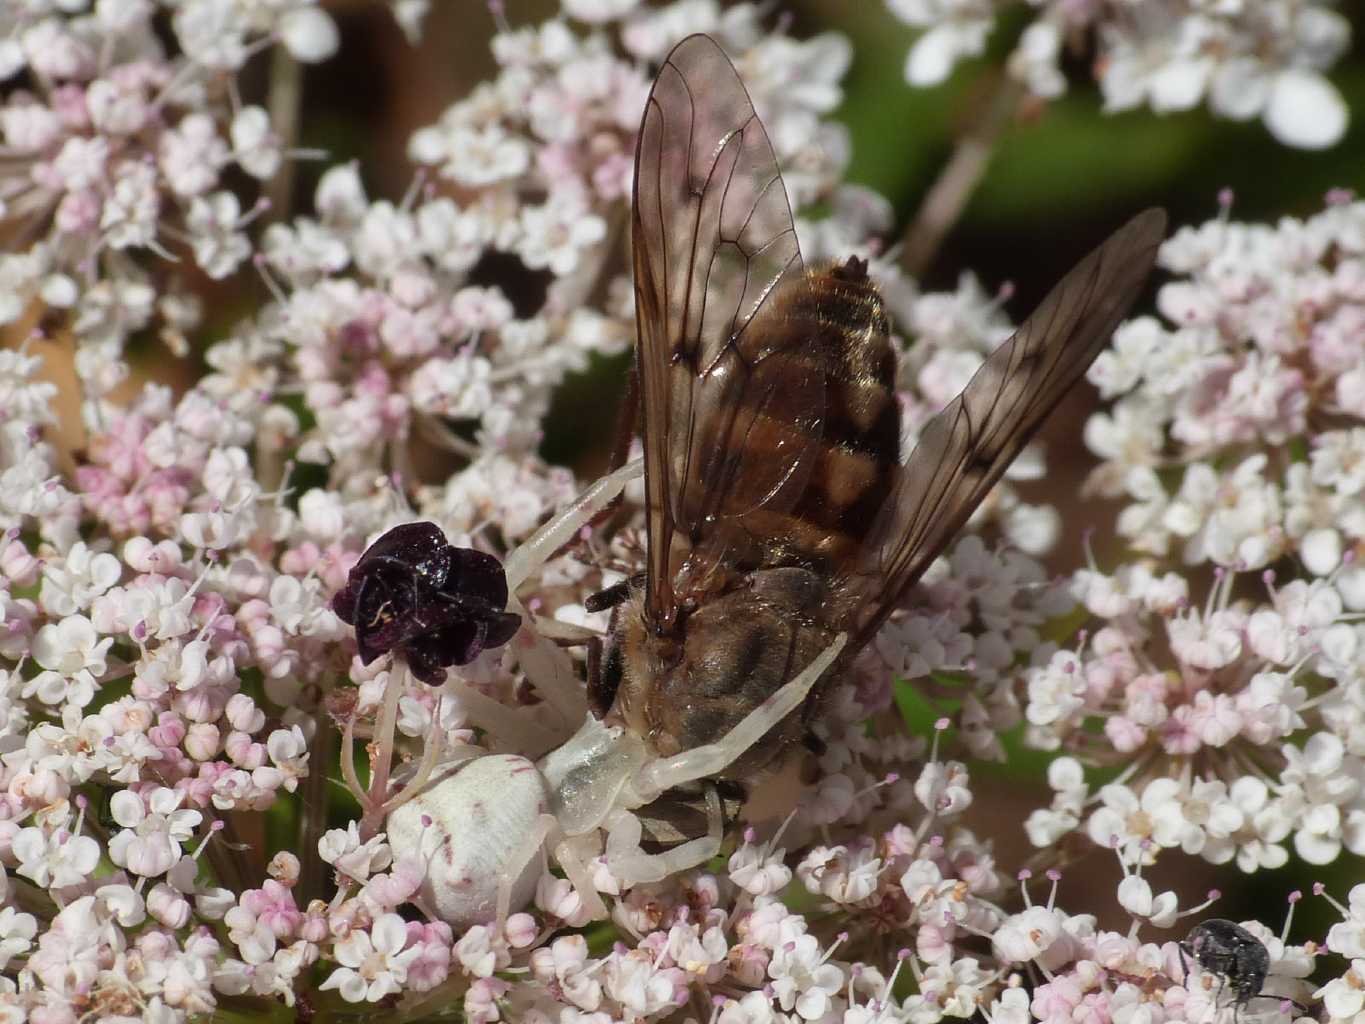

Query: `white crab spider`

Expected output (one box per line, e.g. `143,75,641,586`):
386,458,846,926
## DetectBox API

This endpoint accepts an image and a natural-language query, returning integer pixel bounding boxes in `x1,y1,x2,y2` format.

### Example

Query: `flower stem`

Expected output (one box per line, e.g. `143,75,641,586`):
206,813,253,894
362,661,406,837
296,710,333,907
900,73,1022,279
263,45,303,224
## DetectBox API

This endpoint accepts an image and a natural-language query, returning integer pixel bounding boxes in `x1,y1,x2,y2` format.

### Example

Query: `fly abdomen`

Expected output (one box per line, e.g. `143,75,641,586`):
721,265,901,571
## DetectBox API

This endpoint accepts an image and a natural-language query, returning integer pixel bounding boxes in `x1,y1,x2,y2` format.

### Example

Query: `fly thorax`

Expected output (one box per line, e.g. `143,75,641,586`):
539,713,651,835
657,568,834,760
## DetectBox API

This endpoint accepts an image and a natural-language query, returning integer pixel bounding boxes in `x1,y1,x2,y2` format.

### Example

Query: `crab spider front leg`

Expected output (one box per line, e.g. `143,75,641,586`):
500,458,642,729
505,604,589,740
446,671,565,756
636,633,848,798
503,457,642,589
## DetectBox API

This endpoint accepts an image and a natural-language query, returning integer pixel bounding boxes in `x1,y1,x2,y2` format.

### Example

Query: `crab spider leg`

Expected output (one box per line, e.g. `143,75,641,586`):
603,786,724,886
445,673,564,756
637,634,848,796
552,824,609,921
506,598,588,735
496,813,554,928
499,458,641,729
503,457,642,589
645,784,723,875
604,802,644,862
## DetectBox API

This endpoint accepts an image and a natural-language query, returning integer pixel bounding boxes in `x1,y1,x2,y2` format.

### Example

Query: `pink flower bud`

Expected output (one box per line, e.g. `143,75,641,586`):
149,711,186,749
505,912,537,948
224,732,266,770
225,693,263,732
184,722,220,761
148,882,191,929
0,541,40,587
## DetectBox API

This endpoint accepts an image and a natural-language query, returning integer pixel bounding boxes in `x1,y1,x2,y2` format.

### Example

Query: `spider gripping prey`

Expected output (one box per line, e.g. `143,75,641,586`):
382,34,1166,927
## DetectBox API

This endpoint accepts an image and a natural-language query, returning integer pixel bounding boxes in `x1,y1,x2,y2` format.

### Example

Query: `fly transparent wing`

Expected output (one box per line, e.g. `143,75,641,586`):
838,208,1168,647
632,33,816,631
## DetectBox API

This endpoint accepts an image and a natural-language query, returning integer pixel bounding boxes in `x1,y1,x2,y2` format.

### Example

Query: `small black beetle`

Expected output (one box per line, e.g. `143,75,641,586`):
1180,919,1270,1020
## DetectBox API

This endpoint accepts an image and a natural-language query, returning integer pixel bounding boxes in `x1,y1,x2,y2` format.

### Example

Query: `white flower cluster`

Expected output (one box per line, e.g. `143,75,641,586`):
1009,196,1365,893
0,359,358,1017
886,0,1352,148
896,273,1064,557
202,6,867,511
877,535,1075,762
1087,196,1365,581
0,0,354,404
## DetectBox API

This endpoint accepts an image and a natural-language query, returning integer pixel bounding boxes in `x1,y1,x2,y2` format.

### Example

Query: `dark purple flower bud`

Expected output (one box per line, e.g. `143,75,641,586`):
332,522,521,685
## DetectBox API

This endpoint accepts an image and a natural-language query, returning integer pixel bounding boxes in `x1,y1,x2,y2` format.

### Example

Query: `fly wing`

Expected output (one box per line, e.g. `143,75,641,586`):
837,208,1168,648
632,33,817,632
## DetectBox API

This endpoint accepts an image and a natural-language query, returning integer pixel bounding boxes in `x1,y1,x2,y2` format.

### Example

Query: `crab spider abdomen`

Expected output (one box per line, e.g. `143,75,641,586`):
387,754,550,926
